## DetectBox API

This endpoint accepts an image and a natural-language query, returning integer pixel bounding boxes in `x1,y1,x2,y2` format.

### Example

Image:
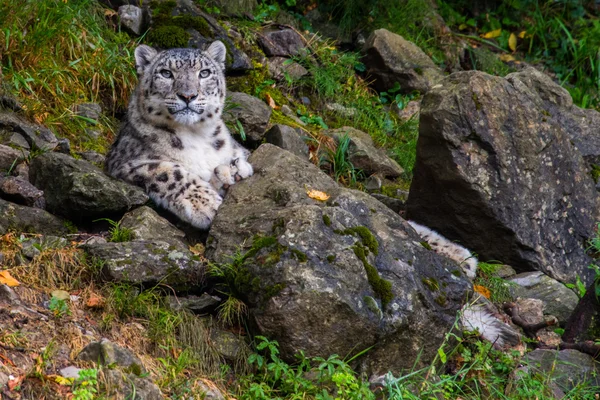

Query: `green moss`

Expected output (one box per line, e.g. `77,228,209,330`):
264,283,286,298
272,217,285,232
62,220,78,234
591,164,600,183
336,226,379,255
472,92,482,111
414,67,423,75
173,14,212,37
435,294,447,307
291,249,308,263
152,0,177,15
322,214,332,227
353,244,393,308
380,183,409,199
420,241,432,250
422,277,439,291
148,25,190,48
327,255,336,263
451,269,462,277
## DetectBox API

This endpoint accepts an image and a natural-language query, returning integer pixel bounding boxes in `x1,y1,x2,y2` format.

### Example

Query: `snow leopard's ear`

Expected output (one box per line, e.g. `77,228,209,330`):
134,45,158,75
206,40,226,70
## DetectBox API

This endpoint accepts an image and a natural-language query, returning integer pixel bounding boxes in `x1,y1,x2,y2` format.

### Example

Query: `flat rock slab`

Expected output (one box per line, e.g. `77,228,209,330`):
83,240,204,289
0,111,58,151
407,68,599,284
29,152,147,220
0,176,45,208
119,206,187,250
326,126,404,178
258,28,305,57
0,198,68,235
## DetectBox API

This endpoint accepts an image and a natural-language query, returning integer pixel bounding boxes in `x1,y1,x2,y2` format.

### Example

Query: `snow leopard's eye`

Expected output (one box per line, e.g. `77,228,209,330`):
160,69,173,79
199,69,211,78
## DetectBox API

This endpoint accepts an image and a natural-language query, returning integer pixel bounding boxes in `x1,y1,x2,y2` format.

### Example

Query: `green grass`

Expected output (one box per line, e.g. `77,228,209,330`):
0,0,137,152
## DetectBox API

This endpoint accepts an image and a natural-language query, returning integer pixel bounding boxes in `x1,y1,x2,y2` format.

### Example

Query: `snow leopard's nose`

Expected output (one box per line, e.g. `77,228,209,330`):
177,92,198,104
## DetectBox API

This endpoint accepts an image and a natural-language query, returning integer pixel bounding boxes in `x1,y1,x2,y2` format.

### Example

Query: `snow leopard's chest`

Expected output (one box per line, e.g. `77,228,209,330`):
169,127,231,181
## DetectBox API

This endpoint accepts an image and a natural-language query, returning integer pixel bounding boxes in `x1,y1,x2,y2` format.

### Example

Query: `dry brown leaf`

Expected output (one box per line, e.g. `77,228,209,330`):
473,284,491,299
264,93,278,109
307,189,330,201
8,374,24,391
508,33,517,52
0,270,20,287
189,243,205,256
481,28,502,39
86,293,105,309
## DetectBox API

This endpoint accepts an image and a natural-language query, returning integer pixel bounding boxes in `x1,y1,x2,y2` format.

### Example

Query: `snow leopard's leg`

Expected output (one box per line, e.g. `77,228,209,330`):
114,160,222,229
210,145,253,192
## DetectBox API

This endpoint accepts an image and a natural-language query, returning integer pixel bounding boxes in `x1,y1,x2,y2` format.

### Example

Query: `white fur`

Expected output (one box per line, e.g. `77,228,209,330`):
408,220,478,279
461,299,521,349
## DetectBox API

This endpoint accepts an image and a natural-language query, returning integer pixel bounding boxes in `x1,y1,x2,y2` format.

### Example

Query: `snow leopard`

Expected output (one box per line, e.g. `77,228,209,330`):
106,41,253,229
408,220,478,279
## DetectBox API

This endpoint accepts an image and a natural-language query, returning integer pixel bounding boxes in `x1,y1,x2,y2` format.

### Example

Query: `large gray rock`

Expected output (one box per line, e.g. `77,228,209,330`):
362,29,443,94
0,198,68,235
211,0,257,16
520,349,600,392
78,339,146,373
224,92,272,147
326,127,404,178
508,271,579,325
119,206,187,249
207,144,471,375
406,68,600,285
0,111,58,151
29,152,147,220
83,240,204,288
257,28,305,57
118,5,147,36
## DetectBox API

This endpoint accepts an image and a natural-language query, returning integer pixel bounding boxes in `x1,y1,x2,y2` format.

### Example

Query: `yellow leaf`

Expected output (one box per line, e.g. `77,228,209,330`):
499,54,516,62
458,23,468,31
480,28,502,39
264,93,277,109
52,375,74,385
306,189,330,201
0,270,20,287
473,285,491,299
518,30,527,39
508,33,517,52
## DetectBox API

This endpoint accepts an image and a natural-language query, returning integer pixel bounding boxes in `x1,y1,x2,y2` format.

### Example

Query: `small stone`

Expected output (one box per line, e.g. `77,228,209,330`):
364,175,383,192
84,129,101,140
0,176,45,208
396,100,421,121
223,92,272,147
257,28,305,57
168,293,221,313
266,57,308,81
264,124,308,158
281,105,306,126
59,366,82,379
78,338,146,373
325,103,356,117
13,163,28,181
0,284,19,304
119,206,187,249
0,144,25,171
56,138,71,154
7,133,29,150
77,151,105,165
118,5,144,36
75,103,102,121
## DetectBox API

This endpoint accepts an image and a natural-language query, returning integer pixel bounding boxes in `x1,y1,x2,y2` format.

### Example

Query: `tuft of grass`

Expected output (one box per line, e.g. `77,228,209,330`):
95,218,133,243
474,262,514,305
0,0,137,151
320,134,363,187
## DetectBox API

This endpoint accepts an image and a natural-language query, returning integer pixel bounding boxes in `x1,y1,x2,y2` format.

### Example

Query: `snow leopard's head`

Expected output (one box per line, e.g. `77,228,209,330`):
133,42,226,126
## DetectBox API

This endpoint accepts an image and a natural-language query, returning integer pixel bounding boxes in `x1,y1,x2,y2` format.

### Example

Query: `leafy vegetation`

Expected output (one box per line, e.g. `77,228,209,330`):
0,0,137,152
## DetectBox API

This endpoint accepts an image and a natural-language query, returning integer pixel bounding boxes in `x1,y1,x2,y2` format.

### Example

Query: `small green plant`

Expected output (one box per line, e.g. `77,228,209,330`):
72,368,99,400
320,134,363,186
94,218,132,243
474,262,514,305
48,295,70,317
297,109,328,129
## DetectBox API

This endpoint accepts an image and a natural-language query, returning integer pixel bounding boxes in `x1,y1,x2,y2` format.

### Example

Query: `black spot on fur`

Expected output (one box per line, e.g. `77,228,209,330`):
148,162,160,171
213,139,225,150
157,172,169,182
168,183,177,190
147,106,154,113
207,113,213,118
174,169,183,181
170,135,183,149
132,174,147,188
185,182,192,189
213,125,222,137
201,118,205,122
215,108,220,113
149,183,159,192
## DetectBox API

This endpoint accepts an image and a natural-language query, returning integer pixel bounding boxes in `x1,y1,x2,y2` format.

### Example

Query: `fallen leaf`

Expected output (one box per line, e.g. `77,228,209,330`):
473,284,491,299
189,243,205,256
0,270,20,287
508,33,517,51
306,189,330,201
518,30,527,39
481,28,502,39
264,93,278,109
499,54,516,62
86,293,105,309
8,374,24,391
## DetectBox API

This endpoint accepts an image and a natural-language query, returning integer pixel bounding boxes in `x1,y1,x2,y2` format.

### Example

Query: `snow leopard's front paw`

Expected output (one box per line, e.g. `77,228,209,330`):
177,182,223,229
231,157,253,182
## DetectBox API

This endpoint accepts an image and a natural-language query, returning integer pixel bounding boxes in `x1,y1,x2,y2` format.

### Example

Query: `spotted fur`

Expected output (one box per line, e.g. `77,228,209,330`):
106,42,253,229
408,220,478,279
